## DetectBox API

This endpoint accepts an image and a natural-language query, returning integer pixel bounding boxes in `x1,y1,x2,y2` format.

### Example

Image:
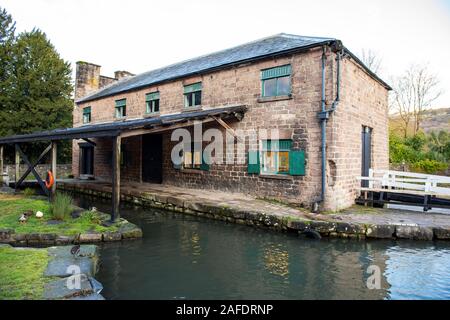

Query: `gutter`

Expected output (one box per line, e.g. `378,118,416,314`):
316,42,344,207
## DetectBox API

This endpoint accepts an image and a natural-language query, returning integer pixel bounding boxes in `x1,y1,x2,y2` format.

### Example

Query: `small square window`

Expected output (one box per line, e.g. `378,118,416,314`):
82,107,91,124
184,83,202,108
261,139,292,175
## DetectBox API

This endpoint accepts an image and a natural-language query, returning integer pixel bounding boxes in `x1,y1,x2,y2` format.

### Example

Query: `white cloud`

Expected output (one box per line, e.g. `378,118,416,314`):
2,0,450,106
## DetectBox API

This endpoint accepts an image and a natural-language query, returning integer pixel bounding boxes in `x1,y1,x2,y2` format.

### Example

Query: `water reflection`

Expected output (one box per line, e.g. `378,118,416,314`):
70,193,450,300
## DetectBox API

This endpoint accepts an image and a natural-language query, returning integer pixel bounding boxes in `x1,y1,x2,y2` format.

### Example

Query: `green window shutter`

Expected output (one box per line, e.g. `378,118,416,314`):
200,152,210,171
263,139,292,151
146,92,160,101
247,151,260,174
184,82,202,94
261,65,291,80
289,150,305,176
115,99,126,107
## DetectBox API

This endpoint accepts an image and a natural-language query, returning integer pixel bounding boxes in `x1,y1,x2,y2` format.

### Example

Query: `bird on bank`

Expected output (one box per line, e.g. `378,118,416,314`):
70,244,81,257
36,211,44,219
19,214,27,224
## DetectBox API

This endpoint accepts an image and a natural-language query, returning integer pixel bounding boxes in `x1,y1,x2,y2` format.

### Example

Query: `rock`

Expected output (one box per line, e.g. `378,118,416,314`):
366,225,396,239
433,227,450,240
0,229,13,240
119,223,143,239
287,220,309,231
43,274,93,300
79,233,102,243
102,231,122,242
55,235,76,245
48,245,98,259
396,225,434,241
336,222,365,235
68,293,105,300
310,221,337,234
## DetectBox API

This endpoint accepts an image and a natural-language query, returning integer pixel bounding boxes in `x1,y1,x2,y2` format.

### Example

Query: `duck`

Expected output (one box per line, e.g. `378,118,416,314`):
35,211,44,219
70,244,81,257
90,207,97,212
19,214,28,223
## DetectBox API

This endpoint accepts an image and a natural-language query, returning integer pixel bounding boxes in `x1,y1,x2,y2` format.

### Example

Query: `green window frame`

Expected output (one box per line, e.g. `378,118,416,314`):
82,106,91,124
146,92,160,114
261,140,292,175
115,99,126,118
261,64,292,97
184,82,202,108
182,141,209,171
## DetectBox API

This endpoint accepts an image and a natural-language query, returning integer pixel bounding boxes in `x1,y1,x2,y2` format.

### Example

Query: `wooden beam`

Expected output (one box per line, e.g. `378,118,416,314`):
15,145,20,188
111,135,121,222
15,145,49,196
16,143,52,189
120,118,216,139
210,115,242,143
51,141,57,197
0,145,3,184
82,138,97,146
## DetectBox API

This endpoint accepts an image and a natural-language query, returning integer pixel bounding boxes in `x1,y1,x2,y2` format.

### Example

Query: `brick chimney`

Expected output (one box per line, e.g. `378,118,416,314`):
115,70,135,80
74,61,102,100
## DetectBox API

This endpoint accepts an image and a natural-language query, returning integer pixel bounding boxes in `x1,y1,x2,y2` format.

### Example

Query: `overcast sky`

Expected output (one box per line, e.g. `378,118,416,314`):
2,0,450,107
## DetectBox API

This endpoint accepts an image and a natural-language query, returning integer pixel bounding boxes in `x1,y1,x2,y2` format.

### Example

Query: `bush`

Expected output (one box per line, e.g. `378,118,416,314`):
49,193,73,221
23,188,35,197
410,159,448,174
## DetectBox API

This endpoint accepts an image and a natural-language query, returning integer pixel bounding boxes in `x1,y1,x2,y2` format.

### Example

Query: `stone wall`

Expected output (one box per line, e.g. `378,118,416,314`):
4,164,72,180
72,47,389,211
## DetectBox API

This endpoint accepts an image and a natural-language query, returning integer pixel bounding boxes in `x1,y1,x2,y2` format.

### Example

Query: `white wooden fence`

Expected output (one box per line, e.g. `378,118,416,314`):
358,169,450,198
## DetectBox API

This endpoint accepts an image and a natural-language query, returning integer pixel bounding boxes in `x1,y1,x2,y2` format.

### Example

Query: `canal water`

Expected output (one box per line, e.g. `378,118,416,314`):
71,194,450,300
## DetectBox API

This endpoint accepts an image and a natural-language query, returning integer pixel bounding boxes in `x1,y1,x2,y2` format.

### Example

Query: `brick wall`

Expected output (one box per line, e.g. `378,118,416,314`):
72,47,389,210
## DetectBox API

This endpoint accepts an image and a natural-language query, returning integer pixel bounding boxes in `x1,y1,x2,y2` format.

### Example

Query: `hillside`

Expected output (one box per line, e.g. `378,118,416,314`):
390,107,450,135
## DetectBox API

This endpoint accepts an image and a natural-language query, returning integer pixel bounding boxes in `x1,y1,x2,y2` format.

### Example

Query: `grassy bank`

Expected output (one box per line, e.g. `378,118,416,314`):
0,194,118,236
0,245,51,299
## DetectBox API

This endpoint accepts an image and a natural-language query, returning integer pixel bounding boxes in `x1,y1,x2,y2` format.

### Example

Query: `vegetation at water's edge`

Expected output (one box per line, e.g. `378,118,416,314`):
0,194,118,235
0,246,51,299
389,130,450,174
50,193,73,221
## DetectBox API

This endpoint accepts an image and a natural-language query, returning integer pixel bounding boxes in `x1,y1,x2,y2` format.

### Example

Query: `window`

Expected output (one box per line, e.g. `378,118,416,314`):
146,92,160,114
261,140,292,175
115,99,126,118
184,82,202,108
180,141,210,171
82,106,91,124
261,65,291,97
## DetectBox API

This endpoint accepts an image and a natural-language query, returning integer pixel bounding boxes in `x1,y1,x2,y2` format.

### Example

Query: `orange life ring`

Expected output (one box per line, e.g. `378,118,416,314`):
45,171,54,190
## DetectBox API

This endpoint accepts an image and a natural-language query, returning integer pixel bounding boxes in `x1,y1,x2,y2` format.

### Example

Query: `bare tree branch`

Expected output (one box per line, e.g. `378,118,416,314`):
360,49,382,74
390,64,443,136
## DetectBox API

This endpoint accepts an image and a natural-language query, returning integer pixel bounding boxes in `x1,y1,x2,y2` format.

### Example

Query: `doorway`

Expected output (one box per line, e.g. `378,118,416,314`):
142,134,163,183
80,144,94,176
361,126,372,187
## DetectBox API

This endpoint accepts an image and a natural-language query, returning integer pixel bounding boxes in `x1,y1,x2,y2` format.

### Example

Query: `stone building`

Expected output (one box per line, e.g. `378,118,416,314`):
72,33,391,211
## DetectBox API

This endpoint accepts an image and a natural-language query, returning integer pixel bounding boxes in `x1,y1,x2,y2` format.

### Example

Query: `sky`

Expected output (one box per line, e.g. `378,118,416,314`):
2,0,450,107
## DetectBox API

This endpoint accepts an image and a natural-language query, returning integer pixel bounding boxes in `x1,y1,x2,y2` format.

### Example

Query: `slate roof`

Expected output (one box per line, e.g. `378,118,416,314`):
0,105,247,144
77,34,339,103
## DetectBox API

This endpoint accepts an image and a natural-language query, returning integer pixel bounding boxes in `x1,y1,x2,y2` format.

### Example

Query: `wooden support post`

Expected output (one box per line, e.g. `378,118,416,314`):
51,141,57,197
111,135,121,222
15,145,20,188
0,145,3,184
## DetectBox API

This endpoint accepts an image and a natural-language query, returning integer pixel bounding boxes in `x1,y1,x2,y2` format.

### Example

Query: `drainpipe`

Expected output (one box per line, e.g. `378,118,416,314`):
316,43,344,209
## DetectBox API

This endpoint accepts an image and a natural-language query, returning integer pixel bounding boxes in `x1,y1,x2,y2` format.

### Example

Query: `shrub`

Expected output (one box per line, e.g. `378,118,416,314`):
410,159,448,174
49,193,73,221
23,188,35,197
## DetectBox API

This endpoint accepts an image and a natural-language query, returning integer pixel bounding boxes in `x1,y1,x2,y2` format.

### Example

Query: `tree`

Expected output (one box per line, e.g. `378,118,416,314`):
390,64,443,137
0,7,73,162
360,49,382,74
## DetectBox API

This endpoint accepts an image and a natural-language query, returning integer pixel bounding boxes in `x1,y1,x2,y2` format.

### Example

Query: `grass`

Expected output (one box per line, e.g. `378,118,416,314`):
50,193,73,220
0,246,51,300
0,194,118,236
